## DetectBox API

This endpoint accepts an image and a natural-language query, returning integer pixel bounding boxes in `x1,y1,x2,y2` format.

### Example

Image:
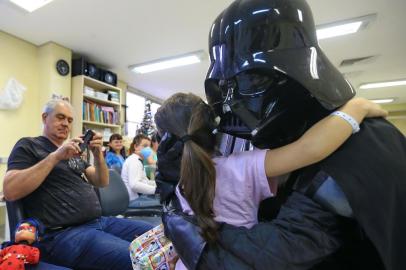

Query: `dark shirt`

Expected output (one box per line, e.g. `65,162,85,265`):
7,136,102,228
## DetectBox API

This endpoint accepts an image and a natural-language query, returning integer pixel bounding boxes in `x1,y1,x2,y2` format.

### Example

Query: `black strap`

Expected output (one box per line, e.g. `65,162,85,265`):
304,170,329,198
138,158,143,165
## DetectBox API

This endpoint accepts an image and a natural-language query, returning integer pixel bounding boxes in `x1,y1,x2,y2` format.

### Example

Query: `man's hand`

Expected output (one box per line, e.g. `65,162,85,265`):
88,132,103,157
84,132,109,187
52,138,82,161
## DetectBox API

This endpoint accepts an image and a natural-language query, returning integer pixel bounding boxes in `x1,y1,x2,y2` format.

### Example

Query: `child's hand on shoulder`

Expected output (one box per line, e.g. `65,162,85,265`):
349,97,388,118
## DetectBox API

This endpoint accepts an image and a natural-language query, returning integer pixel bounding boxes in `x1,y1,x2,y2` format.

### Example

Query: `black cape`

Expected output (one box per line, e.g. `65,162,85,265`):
319,118,406,270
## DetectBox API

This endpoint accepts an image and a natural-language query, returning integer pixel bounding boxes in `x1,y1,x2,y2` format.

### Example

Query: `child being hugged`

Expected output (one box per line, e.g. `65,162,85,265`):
154,93,388,270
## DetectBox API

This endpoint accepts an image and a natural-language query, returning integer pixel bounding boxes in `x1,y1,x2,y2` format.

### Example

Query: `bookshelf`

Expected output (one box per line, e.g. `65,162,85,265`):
71,75,122,141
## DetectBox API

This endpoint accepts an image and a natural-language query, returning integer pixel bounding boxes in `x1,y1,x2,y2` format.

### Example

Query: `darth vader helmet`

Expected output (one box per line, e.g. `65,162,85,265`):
205,0,355,149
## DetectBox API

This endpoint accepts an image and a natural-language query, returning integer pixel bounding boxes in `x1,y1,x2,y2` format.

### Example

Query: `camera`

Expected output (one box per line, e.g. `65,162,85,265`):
79,129,95,153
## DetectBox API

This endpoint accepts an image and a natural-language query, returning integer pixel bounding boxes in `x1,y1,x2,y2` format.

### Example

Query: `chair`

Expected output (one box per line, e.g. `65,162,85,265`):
98,170,130,216
5,199,25,242
99,170,162,217
5,200,73,269
124,203,162,218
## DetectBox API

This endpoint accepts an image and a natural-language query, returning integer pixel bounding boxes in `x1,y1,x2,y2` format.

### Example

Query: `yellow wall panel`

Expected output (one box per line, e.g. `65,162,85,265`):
0,32,71,191
0,31,40,163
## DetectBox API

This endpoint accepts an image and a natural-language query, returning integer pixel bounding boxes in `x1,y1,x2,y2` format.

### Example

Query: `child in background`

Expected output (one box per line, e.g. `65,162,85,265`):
105,133,126,173
142,132,160,179
122,134,158,208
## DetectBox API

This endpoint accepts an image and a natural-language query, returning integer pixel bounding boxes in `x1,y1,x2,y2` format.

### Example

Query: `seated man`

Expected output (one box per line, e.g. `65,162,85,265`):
121,134,159,208
3,99,153,270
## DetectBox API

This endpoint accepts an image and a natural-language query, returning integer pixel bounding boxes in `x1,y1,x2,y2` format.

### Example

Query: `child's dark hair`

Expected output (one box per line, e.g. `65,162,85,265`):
151,132,160,144
109,133,123,142
129,134,150,155
155,93,218,243
108,133,126,158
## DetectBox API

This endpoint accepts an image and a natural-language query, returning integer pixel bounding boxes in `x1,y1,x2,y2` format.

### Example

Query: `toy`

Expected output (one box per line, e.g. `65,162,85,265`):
130,224,178,270
0,218,41,270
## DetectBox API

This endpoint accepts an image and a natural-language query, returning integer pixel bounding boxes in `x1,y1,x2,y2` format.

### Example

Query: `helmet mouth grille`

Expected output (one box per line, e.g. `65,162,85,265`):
219,113,252,139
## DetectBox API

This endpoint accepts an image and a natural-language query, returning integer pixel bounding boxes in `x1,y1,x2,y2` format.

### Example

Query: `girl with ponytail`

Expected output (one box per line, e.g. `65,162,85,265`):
155,93,387,249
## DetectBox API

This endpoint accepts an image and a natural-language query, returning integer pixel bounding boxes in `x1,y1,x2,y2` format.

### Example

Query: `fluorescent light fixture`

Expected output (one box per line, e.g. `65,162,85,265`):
317,21,362,40
9,0,54,12
316,14,376,40
369,98,395,104
360,79,406,89
130,50,205,74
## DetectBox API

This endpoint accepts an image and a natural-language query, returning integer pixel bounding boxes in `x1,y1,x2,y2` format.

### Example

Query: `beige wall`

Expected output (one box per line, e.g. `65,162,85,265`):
389,119,406,135
117,80,127,127
38,42,72,104
383,103,406,135
0,31,40,190
0,31,71,191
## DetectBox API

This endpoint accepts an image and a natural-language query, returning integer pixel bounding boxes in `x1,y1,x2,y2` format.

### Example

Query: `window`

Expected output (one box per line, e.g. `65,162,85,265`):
150,102,161,119
125,92,161,137
126,92,145,137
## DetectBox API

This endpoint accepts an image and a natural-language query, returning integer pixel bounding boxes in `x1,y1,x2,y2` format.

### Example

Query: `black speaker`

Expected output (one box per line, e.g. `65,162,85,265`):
71,57,86,76
72,57,100,80
87,63,100,80
100,69,117,86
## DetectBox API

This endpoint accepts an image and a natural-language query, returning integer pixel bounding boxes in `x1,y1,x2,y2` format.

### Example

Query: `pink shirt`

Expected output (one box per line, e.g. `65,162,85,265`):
175,149,275,270
176,149,276,229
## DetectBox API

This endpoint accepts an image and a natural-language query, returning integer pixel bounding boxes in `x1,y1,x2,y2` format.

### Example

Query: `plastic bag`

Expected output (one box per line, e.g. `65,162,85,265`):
0,78,27,110
130,224,178,270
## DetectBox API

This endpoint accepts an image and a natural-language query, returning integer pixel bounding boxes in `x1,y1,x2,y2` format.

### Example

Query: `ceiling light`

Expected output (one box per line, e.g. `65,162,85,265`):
369,98,395,104
9,0,54,12
360,79,406,89
130,50,205,74
316,14,376,40
317,21,362,40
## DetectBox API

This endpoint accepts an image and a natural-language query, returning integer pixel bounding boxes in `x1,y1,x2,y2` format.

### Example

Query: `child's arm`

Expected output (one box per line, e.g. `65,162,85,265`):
265,97,387,178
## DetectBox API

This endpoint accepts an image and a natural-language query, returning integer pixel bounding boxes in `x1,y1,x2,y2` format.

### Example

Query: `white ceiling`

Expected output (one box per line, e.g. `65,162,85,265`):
0,0,405,104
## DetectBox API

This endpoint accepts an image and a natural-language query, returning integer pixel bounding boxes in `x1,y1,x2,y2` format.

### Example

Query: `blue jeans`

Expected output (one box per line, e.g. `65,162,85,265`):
129,194,160,208
27,262,72,270
38,216,153,270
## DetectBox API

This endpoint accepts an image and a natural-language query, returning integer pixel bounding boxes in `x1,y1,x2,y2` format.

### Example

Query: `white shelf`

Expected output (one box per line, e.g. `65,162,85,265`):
71,75,123,138
82,75,121,92
83,95,120,106
83,120,121,128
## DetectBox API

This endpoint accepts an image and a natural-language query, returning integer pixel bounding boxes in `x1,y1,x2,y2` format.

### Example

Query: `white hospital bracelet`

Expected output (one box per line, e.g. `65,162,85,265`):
331,111,360,134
